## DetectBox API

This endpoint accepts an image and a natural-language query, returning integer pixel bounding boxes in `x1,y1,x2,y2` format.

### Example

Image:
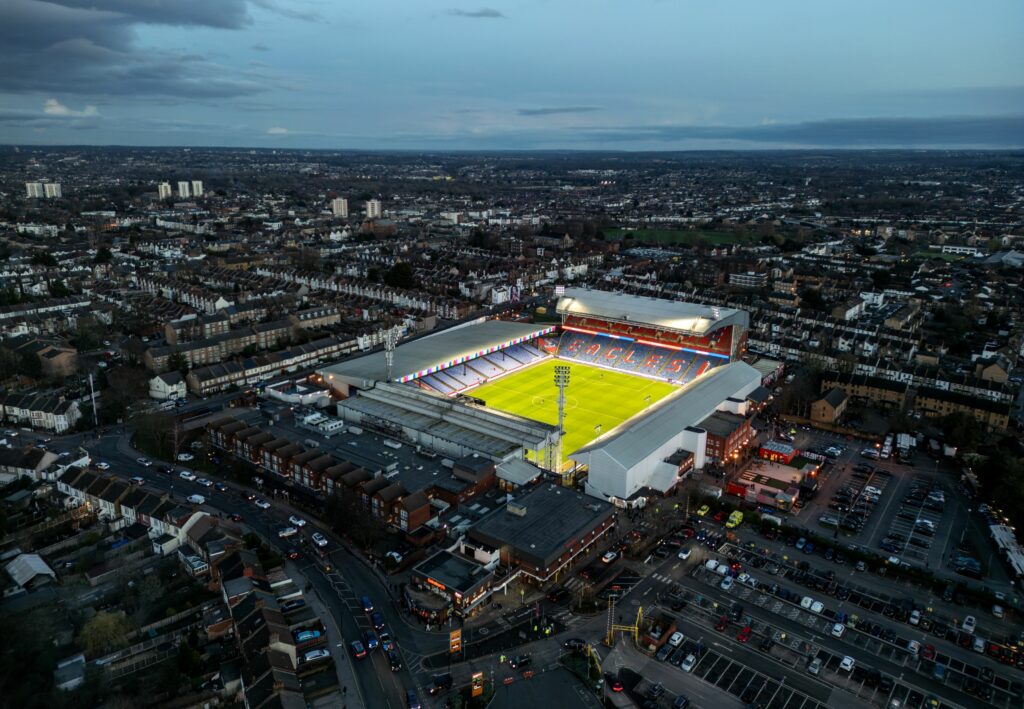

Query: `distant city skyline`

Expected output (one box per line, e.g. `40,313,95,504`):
0,0,1022,150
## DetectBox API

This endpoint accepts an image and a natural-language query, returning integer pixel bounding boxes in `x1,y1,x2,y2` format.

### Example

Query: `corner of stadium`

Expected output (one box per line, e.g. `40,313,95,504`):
317,287,762,505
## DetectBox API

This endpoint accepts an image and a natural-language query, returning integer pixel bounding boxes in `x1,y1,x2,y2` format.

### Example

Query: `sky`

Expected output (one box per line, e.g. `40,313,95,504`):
0,0,1022,150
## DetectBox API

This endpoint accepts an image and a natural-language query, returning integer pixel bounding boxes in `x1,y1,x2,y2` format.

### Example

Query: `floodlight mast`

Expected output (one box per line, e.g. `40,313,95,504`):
554,365,570,483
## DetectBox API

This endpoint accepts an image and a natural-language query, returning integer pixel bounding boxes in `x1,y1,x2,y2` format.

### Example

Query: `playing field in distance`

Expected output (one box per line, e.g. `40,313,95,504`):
471,359,678,462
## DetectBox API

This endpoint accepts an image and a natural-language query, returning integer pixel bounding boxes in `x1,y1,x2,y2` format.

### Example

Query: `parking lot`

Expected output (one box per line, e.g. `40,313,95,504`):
878,474,946,566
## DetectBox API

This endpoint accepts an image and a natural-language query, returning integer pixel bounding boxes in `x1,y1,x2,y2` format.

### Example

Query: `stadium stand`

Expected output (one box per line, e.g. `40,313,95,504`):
468,357,503,378
556,330,725,384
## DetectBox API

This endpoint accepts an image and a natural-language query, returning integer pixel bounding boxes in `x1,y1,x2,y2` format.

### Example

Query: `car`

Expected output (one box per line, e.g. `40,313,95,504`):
810,601,824,614
564,638,587,651
129,475,145,485
606,677,624,692
405,689,422,709
713,511,727,523
909,610,921,625
214,482,229,492
362,630,379,651
196,477,213,487
295,629,321,643
831,623,845,638
386,649,403,671
673,696,690,709
179,470,196,481
668,631,684,647
759,636,775,652
803,542,815,555
361,596,375,612
186,494,205,505
254,498,271,509
677,547,692,560
807,657,822,675
176,453,194,462
736,626,753,643
371,611,385,630
302,648,331,663
229,513,243,522
288,515,307,527
697,504,710,517
280,599,306,612
509,655,531,669
136,457,152,467
962,615,977,634
646,683,664,699
349,641,367,659
244,491,257,501
715,615,729,631
993,604,1005,619
312,532,328,547
601,550,618,564
680,654,697,672
656,644,673,662
277,526,298,538
547,588,570,603
840,656,856,672
720,576,734,591
428,673,453,695
921,644,936,660
286,548,303,560
95,461,110,470
705,559,720,572
795,537,806,551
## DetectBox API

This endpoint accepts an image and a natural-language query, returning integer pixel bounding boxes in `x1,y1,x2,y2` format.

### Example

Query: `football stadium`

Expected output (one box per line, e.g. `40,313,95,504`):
319,287,762,502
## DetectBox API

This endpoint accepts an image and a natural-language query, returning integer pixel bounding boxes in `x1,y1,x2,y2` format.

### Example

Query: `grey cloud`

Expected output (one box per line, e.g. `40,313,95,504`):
519,106,602,117
252,43,271,52
0,0,272,98
575,115,1024,148
447,8,505,19
251,0,322,22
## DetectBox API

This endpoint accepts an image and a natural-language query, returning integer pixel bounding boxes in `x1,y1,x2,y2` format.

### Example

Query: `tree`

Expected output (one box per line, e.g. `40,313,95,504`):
167,351,189,375
78,611,131,657
94,247,113,264
49,279,71,297
383,262,416,290
941,411,983,450
31,252,58,268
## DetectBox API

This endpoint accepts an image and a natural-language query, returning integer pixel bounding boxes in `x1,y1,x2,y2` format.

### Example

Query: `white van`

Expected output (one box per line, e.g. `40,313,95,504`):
187,494,205,505
705,559,720,573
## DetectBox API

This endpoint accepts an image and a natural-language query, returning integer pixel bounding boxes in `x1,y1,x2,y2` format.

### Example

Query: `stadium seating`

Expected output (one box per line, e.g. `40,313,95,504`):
434,370,465,391
505,343,542,365
422,373,454,395
468,358,503,378
445,365,485,389
519,342,544,359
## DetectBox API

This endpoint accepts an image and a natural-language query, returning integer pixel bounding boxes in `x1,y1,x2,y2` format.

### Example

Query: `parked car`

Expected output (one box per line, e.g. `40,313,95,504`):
311,532,329,547
302,649,331,663
277,526,298,538
509,655,531,669
179,470,196,481
668,631,684,647
295,630,321,643
680,654,697,672
186,494,205,505
349,641,367,659
839,656,855,672
807,657,822,675
962,615,977,634
428,673,453,695
288,515,307,527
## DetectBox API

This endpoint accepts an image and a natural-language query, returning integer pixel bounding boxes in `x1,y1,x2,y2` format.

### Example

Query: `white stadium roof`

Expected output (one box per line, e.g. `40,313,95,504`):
556,287,748,335
570,361,762,470
319,320,555,388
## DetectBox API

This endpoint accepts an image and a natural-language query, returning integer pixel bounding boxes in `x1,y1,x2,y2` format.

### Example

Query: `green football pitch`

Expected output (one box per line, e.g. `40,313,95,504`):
470,359,678,463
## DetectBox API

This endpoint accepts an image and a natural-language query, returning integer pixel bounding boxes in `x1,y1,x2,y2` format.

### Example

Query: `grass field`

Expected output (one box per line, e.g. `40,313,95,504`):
471,359,677,464
605,228,759,246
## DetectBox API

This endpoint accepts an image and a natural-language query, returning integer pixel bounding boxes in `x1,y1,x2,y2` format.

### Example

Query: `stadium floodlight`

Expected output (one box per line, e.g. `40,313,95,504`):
553,365,570,482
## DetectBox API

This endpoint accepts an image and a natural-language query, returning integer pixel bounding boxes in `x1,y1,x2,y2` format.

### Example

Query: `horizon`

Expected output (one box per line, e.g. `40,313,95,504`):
1,1,1021,150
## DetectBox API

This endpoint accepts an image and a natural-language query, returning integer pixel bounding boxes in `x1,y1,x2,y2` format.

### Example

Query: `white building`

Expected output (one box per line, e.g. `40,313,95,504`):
150,371,187,401
158,182,173,200
25,182,44,199
191,180,204,197
365,199,382,219
574,362,762,503
177,181,191,199
44,183,62,198
331,197,349,218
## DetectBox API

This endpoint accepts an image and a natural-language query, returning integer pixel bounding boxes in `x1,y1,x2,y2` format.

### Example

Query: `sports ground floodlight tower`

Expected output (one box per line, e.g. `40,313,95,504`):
384,325,400,382
553,364,570,482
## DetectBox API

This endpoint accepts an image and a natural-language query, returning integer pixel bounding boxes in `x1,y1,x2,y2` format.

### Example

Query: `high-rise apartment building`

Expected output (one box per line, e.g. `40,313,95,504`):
25,182,44,198
331,197,349,218
191,180,204,198
177,181,191,199
44,183,62,199
158,182,173,200
365,199,382,219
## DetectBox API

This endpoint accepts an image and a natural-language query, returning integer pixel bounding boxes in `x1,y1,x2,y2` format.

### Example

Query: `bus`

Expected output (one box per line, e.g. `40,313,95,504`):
725,511,744,529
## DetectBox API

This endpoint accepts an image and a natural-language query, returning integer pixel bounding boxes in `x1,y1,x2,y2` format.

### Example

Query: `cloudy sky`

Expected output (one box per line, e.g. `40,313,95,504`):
1,0,1022,149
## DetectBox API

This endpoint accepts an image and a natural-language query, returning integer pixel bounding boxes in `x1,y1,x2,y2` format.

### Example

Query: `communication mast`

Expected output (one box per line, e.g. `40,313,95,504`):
384,325,401,382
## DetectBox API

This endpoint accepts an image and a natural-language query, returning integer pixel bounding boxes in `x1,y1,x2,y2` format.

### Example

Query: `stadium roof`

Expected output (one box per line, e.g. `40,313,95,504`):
570,361,762,470
319,320,554,387
556,287,748,335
